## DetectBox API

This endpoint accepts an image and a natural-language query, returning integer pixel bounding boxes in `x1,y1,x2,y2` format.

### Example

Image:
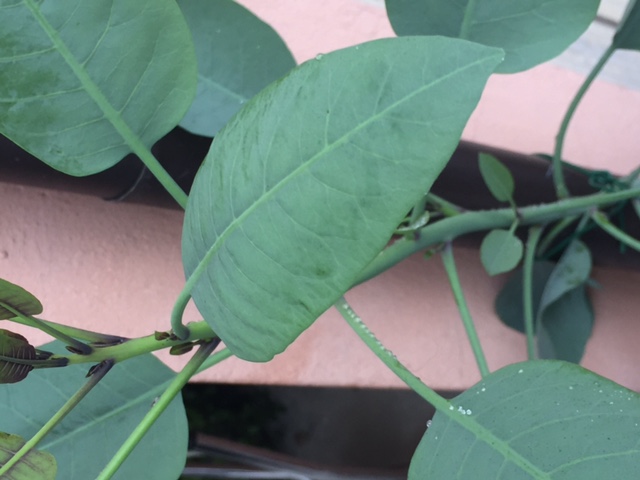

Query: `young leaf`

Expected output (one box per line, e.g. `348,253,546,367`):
385,0,599,73
0,278,43,319
0,0,197,176
0,342,188,480
182,37,504,362
409,361,640,479
0,330,36,384
178,0,296,137
0,432,56,480
613,0,640,51
478,153,515,203
480,229,523,276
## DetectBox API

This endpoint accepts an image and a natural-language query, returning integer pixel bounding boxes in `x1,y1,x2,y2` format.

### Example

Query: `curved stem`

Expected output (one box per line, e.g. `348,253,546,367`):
440,243,489,377
523,226,543,360
592,210,640,252
0,359,114,477
96,339,220,480
355,185,640,286
536,215,578,256
552,43,616,199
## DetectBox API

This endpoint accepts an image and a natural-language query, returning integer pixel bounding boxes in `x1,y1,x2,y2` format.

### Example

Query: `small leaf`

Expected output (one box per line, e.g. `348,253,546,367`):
539,240,591,309
0,278,43,320
478,153,514,203
0,341,188,480
409,361,640,479
0,432,56,480
613,0,640,51
480,229,523,276
0,330,35,384
178,0,296,137
0,0,197,176
385,0,599,73
182,37,504,362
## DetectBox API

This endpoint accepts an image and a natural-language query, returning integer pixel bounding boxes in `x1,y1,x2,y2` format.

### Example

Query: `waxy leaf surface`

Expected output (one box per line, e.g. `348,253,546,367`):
410,361,640,479
183,37,503,361
0,0,196,175
0,278,43,319
385,0,599,73
0,432,56,480
178,0,295,137
0,342,188,480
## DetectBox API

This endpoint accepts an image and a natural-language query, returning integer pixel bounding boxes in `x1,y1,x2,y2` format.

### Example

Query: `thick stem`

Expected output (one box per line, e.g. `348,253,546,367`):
96,339,220,480
552,44,616,199
355,186,640,286
440,243,489,377
0,359,114,477
523,226,543,360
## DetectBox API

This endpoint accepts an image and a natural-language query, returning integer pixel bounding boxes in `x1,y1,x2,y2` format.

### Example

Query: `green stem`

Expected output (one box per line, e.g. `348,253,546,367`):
135,148,188,209
96,339,220,480
334,298,450,412
0,302,92,354
536,215,578,256
523,226,543,360
426,193,463,217
355,186,640,285
552,43,616,199
440,243,489,377
0,359,114,477
8,315,126,345
592,210,640,252
458,0,478,38
409,194,429,225
0,354,68,368
49,321,217,366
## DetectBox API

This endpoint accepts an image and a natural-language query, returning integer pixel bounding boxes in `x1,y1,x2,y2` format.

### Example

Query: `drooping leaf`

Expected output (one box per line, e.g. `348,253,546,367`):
178,0,296,137
538,240,591,311
182,37,504,362
495,261,555,332
0,432,56,480
480,229,523,276
478,152,514,203
613,0,640,51
0,0,197,176
0,342,188,480
0,330,35,384
385,0,599,73
0,278,43,319
409,361,640,479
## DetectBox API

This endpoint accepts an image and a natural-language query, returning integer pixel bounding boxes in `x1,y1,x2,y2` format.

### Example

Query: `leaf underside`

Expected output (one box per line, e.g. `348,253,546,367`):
0,0,196,176
0,329,35,384
0,278,43,319
0,432,56,480
409,361,640,479
182,36,504,361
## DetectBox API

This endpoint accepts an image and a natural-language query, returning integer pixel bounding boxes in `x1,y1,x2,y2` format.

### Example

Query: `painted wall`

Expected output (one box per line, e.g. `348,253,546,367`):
1,1,640,391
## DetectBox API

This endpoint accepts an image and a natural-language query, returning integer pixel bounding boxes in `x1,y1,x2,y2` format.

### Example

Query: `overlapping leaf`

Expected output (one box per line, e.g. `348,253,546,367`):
385,0,599,73
178,0,296,137
0,0,197,175
410,361,640,478
182,37,504,361
0,342,188,479
0,432,56,480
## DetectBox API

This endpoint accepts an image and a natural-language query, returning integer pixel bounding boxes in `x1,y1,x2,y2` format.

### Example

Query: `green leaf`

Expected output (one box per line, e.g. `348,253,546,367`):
0,330,35,384
0,342,188,480
0,278,43,320
480,229,523,276
613,0,640,51
409,361,640,479
0,0,197,176
178,0,296,137
183,37,504,362
0,432,56,480
537,240,593,362
478,152,514,203
385,0,599,73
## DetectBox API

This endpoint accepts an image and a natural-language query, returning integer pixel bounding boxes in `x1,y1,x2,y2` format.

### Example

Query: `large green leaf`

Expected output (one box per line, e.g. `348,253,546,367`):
385,0,599,73
613,0,640,51
0,330,35,384
409,361,640,479
178,0,295,137
0,278,43,319
182,37,504,361
0,432,56,480
0,342,188,480
0,0,196,176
